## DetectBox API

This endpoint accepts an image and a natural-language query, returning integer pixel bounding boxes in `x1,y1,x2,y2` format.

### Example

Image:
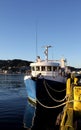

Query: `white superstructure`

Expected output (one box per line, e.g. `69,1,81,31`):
30,46,67,82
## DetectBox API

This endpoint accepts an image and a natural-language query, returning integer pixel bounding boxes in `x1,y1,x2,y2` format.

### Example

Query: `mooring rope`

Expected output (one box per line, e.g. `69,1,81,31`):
44,79,66,92
37,97,81,109
36,98,74,109
43,79,66,102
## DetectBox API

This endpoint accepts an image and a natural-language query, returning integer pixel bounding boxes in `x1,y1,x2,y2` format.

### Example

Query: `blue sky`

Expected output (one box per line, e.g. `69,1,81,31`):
0,0,81,68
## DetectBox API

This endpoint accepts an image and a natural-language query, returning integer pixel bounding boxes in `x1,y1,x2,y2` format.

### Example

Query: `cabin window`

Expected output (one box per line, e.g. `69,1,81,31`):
47,66,52,71
41,66,45,71
36,66,40,71
31,66,35,71
53,66,57,71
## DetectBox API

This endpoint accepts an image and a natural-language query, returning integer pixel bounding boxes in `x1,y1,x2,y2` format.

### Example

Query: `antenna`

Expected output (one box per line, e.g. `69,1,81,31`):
43,45,52,61
36,23,38,58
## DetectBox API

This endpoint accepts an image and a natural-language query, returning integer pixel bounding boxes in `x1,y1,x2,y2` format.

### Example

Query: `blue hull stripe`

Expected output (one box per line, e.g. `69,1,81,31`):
24,78,36,100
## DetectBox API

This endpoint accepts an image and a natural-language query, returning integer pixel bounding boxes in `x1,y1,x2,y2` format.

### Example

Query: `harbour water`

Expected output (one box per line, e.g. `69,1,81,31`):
0,74,31,130
0,74,61,130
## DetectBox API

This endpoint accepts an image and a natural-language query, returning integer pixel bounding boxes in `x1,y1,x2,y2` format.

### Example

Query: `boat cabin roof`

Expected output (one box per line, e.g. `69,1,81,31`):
30,60,60,67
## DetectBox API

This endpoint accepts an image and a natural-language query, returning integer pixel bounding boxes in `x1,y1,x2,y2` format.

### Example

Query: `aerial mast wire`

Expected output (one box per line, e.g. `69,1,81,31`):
36,22,38,59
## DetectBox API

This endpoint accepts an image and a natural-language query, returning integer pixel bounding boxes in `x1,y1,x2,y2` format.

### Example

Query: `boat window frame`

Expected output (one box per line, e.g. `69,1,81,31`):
53,66,58,71
31,66,35,71
47,66,52,71
36,66,40,71
41,66,45,71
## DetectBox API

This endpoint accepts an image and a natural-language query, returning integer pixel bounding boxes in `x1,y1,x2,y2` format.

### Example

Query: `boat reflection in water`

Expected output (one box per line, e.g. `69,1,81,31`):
23,102,36,129
23,76,36,129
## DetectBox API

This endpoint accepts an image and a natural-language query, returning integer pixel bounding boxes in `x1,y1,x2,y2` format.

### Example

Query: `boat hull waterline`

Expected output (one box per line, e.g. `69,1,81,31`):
24,75,66,108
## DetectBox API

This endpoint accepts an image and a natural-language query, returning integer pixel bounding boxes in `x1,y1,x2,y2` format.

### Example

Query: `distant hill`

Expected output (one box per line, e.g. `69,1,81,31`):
0,59,32,69
0,59,33,73
68,66,81,72
0,59,81,73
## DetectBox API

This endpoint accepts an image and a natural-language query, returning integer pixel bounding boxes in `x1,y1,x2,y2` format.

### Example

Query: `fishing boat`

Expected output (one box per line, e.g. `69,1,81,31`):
24,45,70,107
24,45,72,129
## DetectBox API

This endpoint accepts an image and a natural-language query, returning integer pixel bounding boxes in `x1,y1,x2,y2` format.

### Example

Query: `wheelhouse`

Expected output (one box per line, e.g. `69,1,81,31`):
30,61,62,77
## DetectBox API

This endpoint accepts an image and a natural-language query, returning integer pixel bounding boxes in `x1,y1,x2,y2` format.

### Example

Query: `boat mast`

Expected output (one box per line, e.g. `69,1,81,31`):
36,22,38,58
44,45,52,61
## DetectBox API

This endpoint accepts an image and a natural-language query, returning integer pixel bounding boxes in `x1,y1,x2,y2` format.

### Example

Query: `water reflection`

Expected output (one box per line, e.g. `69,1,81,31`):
23,102,36,129
0,73,36,129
